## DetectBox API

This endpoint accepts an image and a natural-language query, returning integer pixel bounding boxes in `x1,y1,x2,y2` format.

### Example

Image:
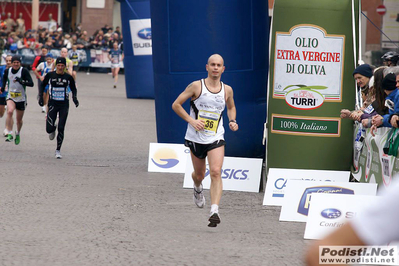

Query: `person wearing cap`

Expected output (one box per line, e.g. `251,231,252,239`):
340,64,375,122
0,55,34,144
353,64,374,106
370,71,399,135
39,56,79,159
33,53,54,113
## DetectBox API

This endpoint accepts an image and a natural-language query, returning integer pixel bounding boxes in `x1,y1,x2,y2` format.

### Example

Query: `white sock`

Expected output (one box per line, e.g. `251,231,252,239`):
15,131,19,135
211,204,219,214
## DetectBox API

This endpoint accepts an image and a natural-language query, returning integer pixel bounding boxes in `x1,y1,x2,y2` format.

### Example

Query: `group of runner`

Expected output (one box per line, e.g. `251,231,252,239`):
0,49,79,159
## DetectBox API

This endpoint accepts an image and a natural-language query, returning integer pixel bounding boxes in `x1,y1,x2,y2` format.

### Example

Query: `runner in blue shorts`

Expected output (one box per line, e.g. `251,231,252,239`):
108,42,124,89
34,53,54,113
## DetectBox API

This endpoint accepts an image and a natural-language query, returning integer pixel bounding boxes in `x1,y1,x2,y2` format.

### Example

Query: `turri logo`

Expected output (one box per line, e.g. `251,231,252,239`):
284,86,325,110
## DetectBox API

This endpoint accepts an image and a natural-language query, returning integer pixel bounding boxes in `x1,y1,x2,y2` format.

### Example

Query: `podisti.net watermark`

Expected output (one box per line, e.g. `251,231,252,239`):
319,246,398,265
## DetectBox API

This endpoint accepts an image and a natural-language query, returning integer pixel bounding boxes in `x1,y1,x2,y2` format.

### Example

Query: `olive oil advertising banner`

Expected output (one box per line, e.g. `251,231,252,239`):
267,0,360,171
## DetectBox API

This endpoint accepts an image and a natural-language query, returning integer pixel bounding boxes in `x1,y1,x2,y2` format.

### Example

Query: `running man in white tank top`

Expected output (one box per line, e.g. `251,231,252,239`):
172,54,238,227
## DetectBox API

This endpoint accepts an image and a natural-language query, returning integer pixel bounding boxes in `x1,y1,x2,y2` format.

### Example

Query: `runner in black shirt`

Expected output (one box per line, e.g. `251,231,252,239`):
38,57,79,159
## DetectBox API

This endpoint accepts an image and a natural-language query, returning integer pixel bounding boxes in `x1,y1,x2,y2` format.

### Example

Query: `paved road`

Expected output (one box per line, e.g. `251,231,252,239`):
0,72,307,266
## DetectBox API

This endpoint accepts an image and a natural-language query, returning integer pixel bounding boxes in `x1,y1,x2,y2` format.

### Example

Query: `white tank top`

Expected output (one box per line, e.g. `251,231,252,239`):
185,79,226,144
7,67,25,102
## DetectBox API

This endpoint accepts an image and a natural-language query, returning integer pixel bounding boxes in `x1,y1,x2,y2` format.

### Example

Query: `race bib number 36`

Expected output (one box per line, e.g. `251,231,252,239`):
198,110,220,136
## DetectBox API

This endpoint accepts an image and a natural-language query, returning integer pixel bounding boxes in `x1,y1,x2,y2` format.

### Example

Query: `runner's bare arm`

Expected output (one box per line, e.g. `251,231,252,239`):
172,81,205,131
225,85,238,131
304,222,365,266
67,61,73,75
34,65,42,80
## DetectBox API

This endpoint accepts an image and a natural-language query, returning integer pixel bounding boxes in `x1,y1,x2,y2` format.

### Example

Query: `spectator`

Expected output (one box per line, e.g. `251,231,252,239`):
340,64,375,122
353,64,374,106
53,33,64,49
38,31,47,45
76,34,89,49
101,24,111,34
63,34,72,49
108,32,119,49
75,23,82,35
16,36,25,49
6,32,17,49
93,35,106,50
370,70,399,135
359,66,389,128
44,37,54,49
114,26,121,37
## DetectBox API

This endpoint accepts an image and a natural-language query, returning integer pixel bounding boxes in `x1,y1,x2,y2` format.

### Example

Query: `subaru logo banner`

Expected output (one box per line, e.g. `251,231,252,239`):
279,180,377,222
183,156,263,193
304,193,377,240
262,168,350,206
129,19,152,56
148,143,190,173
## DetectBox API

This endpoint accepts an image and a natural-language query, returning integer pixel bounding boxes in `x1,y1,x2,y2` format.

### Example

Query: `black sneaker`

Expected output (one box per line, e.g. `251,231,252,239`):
208,212,221,227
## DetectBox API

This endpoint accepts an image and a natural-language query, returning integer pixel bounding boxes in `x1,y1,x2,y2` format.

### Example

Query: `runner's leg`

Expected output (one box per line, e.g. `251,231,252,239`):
114,67,120,84
15,109,24,133
6,100,16,133
55,106,69,151
191,152,206,187
46,104,58,134
0,103,5,117
206,146,224,206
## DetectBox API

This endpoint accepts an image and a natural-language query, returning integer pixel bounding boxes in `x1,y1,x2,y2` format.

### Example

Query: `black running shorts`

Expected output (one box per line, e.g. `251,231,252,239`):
0,97,5,105
7,99,26,111
185,139,226,159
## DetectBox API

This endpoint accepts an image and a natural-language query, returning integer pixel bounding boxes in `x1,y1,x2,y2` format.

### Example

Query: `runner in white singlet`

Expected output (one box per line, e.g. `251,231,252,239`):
172,54,239,227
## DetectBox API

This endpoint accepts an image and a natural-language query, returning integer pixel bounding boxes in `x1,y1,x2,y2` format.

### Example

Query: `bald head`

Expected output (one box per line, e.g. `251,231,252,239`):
61,48,68,58
207,54,224,66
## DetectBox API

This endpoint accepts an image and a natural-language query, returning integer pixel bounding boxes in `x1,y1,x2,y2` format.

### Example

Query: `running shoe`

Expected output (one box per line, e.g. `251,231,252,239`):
113,85,117,89
14,134,20,145
193,184,205,208
49,130,56,140
5,134,13,142
55,150,62,159
3,129,8,137
41,106,46,113
208,212,221,227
